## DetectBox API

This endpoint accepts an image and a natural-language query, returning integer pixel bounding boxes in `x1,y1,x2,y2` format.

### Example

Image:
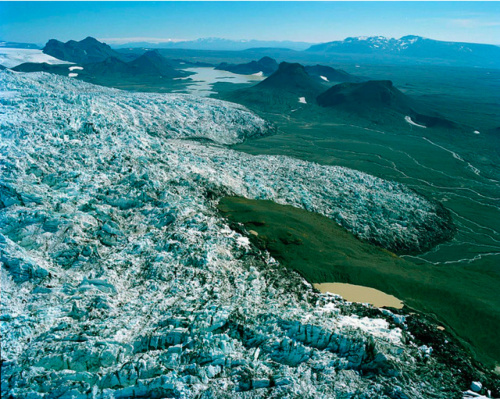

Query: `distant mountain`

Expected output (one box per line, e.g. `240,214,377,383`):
128,50,187,78
304,65,363,83
317,80,454,128
215,57,278,76
111,38,314,51
169,59,214,68
43,37,122,63
307,36,500,68
0,41,40,49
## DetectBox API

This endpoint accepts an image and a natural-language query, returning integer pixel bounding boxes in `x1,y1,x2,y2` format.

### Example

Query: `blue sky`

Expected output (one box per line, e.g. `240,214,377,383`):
1,2,499,45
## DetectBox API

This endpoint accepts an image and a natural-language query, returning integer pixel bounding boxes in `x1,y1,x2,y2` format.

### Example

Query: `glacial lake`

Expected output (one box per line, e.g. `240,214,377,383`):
174,67,265,96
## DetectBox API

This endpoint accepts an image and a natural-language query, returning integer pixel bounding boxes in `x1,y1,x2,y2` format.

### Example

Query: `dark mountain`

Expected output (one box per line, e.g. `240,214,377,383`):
223,62,326,111
304,65,363,83
256,62,325,97
43,37,122,64
317,80,454,128
215,57,278,76
317,80,406,109
84,57,134,76
0,64,6,70
128,50,188,78
307,36,500,68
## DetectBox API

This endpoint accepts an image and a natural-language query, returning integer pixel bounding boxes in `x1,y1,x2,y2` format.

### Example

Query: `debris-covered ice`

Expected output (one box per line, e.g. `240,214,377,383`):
0,71,463,398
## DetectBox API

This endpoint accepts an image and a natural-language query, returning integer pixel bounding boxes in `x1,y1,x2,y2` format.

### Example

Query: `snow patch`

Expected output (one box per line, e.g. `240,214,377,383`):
320,75,329,82
338,315,402,344
0,90,17,99
236,236,251,247
463,391,488,399
298,97,307,104
473,130,480,134
405,115,427,128
68,66,83,71
68,73,78,78
252,71,264,77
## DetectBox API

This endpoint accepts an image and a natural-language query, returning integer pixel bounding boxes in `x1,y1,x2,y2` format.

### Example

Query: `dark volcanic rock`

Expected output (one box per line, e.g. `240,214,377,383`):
43,37,122,64
84,56,135,76
223,61,327,110
317,80,408,109
317,80,455,128
215,56,279,76
256,62,325,97
128,50,189,78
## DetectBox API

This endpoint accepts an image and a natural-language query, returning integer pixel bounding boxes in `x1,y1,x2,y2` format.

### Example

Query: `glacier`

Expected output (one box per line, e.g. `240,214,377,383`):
0,71,471,398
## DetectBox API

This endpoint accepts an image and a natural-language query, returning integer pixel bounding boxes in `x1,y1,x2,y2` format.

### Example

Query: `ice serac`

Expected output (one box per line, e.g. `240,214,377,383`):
0,71,462,398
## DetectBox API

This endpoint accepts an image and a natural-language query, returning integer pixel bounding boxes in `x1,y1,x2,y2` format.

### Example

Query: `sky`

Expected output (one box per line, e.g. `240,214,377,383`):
1,2,500,46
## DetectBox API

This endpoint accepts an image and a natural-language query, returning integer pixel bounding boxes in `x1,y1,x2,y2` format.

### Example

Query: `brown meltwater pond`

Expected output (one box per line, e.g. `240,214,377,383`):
314,282,403,309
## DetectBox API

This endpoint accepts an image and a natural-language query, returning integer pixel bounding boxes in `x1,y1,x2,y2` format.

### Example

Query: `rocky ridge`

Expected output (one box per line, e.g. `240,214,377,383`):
0,71,474,398
43,37,121,64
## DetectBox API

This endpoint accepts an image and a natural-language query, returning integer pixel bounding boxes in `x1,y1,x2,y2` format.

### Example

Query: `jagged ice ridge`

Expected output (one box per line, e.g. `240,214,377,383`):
1,72,459,398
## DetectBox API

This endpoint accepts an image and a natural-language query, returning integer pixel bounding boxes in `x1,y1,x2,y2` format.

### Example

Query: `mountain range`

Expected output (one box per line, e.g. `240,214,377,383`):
225,61,455,128
215,58,364,84
14,49,190,80
110,37,314,51
307,35,500,68
104,35,500,68
3,35,495,69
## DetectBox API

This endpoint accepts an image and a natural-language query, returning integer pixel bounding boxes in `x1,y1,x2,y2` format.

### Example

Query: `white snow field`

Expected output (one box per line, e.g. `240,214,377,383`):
0,48,71,68
0,71,461,398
